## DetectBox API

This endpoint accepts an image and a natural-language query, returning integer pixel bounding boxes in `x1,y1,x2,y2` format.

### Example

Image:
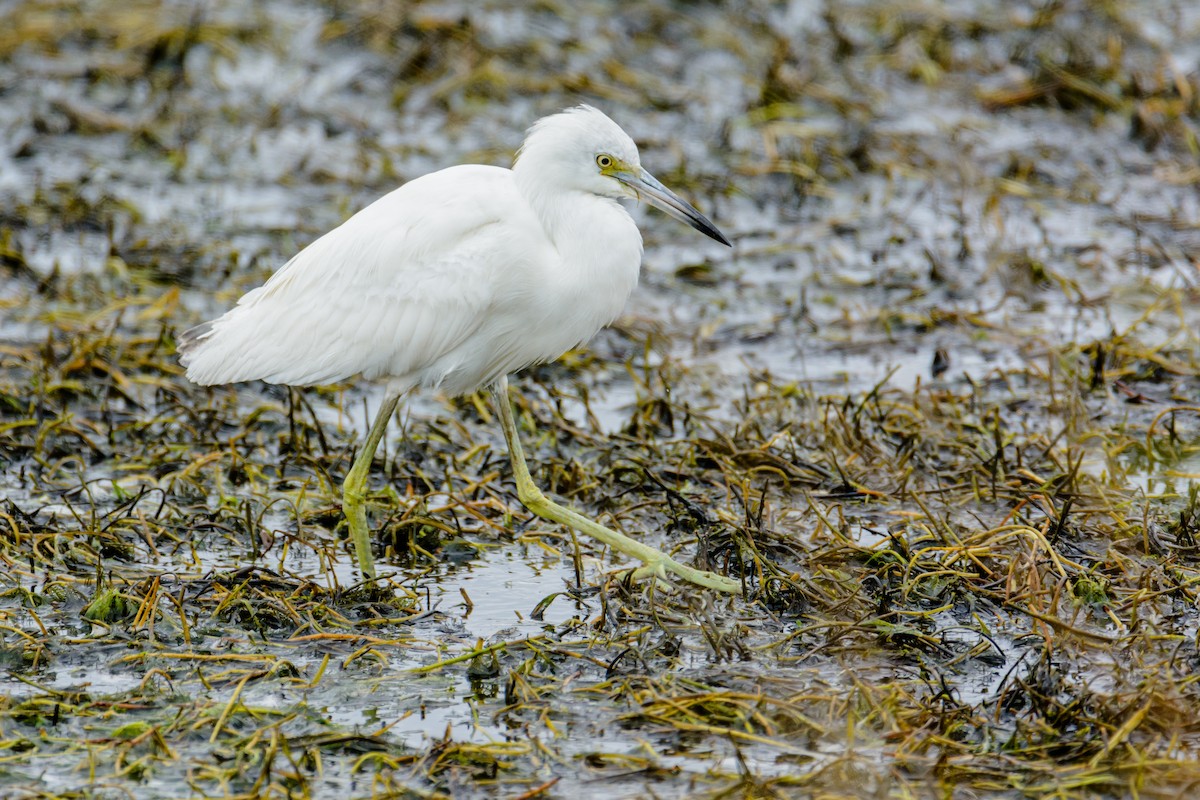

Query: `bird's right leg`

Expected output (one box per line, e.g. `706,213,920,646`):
491,376,742,595
342,394,400,579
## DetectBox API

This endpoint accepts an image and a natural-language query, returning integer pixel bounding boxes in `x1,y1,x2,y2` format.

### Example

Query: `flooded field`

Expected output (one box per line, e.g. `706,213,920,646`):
4,0,1200,797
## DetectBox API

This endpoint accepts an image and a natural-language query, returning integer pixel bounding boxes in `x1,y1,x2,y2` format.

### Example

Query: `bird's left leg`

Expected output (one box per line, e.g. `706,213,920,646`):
491,376,741,595
342,394,400,579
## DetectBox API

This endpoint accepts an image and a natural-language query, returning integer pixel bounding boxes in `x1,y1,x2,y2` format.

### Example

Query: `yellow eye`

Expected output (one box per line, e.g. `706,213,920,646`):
596,154,614,169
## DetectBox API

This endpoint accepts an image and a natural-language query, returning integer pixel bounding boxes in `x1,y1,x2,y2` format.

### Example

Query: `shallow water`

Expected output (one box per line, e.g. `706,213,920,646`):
5,0,1200,797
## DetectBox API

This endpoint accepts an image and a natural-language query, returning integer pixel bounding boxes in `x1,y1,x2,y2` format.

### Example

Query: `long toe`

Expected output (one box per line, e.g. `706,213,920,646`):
627,561,674,593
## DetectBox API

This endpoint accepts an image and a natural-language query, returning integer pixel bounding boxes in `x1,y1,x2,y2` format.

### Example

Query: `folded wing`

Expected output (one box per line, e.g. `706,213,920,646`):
180,166,523,391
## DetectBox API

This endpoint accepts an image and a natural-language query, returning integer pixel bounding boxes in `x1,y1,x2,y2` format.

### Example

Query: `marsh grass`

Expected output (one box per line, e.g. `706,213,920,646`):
7,261,1200,797
5,1,1200,798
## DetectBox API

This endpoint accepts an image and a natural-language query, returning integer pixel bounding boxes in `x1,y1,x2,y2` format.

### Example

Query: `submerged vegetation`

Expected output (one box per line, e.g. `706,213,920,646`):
3,0,1200,797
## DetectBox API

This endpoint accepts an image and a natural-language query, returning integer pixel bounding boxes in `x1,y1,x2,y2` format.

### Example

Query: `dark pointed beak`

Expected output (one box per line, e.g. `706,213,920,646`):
615,167,731,247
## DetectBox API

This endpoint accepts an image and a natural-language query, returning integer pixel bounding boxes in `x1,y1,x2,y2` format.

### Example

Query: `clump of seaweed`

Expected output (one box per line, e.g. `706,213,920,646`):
6,0,1200,798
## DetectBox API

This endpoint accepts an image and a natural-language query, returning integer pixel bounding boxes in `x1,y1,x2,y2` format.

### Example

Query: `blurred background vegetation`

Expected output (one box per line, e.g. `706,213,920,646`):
3,1,1200,798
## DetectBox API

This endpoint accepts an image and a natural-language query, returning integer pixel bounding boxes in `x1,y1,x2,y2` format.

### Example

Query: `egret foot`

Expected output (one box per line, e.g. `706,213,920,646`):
341,395,400,580
492,377,742,596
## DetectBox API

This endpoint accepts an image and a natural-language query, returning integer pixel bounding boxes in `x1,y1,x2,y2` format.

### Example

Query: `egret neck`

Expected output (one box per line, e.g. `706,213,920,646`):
512,155,643,327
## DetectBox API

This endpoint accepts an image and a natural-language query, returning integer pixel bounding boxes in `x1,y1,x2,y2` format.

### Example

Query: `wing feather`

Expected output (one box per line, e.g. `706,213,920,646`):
180,165,520,389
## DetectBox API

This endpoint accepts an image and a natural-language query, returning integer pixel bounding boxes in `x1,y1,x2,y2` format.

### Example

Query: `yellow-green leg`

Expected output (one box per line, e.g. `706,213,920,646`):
491,376,742,595
342,394,399,579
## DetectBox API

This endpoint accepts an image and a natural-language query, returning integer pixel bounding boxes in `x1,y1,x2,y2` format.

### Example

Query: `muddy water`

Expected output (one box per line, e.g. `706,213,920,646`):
4,0,1200,797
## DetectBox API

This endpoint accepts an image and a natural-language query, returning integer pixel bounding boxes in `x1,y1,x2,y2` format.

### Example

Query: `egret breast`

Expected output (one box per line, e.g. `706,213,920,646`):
428,192,643,396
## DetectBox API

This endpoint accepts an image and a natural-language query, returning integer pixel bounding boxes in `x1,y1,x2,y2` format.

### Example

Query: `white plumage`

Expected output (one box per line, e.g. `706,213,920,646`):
181,108,649,393
179,105,738,593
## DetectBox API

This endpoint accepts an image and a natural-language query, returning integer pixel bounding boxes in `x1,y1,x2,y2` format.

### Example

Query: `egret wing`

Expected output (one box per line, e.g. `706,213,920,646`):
180,166,524,389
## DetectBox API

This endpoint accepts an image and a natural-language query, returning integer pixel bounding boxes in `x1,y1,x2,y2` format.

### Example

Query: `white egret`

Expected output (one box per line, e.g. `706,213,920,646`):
179,106,739,594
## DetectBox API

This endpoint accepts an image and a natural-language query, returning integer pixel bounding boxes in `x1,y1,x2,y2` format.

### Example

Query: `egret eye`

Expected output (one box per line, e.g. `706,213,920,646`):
596,154,614,169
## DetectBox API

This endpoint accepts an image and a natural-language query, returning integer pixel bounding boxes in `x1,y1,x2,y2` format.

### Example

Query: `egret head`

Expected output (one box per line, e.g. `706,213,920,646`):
516,106,730,246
